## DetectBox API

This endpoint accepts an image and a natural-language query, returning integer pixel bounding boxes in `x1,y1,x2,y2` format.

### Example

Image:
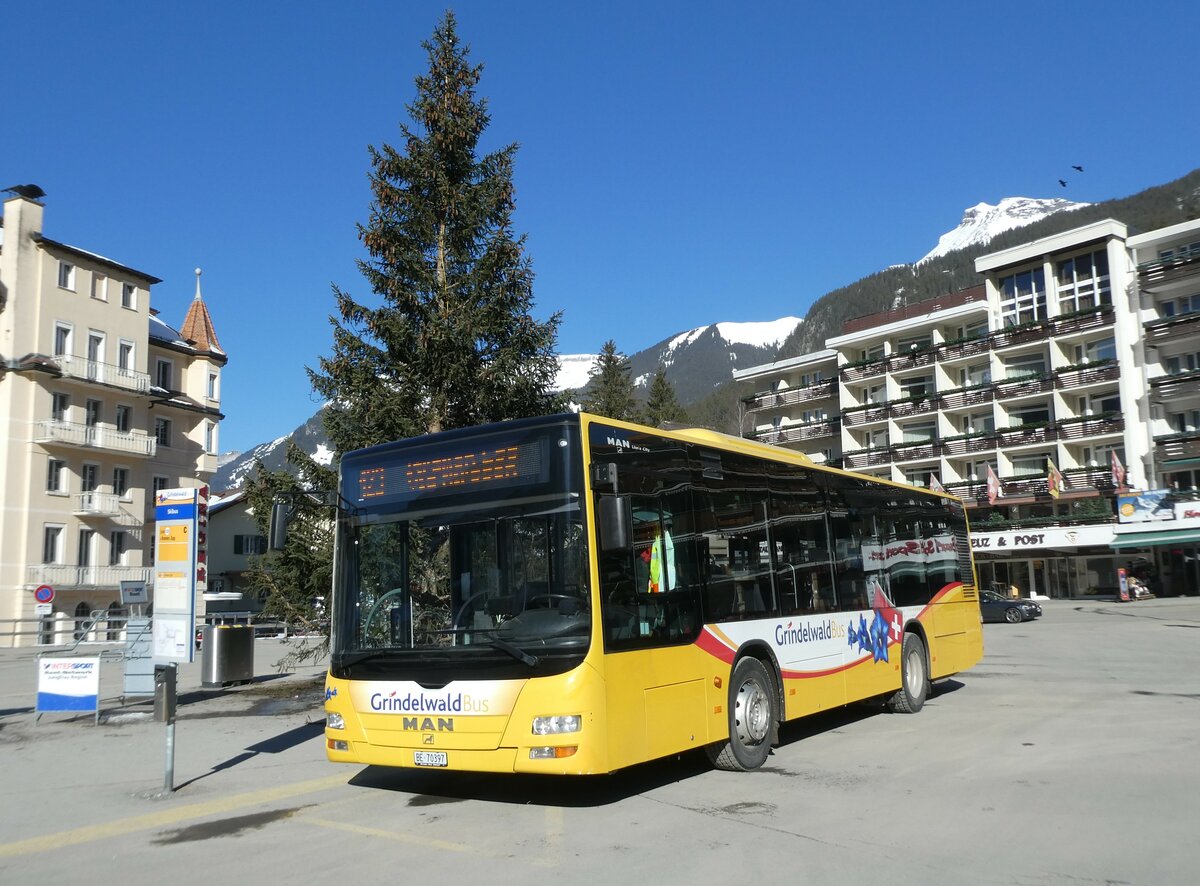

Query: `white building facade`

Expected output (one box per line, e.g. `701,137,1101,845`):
0,193,226,645
738,217,1200,599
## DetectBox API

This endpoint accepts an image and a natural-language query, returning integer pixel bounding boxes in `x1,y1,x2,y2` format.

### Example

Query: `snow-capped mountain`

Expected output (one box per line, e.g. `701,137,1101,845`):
920,197,1088,262
554,353,598,391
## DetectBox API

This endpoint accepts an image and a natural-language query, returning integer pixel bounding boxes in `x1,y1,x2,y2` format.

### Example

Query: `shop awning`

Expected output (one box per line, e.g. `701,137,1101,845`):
1110,528,1200,549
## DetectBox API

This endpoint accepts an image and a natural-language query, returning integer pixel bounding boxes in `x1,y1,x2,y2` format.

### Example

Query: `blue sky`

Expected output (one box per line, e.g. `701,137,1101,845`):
4,1,1198,453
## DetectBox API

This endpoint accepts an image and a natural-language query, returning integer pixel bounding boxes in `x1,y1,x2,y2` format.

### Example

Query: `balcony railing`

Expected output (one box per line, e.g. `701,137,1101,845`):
55,354,151,394
842,448,893,470
842,404,889,427
994,375,1054,398
1143,312,1200,347
1155,431,1200,462
745,380,838,410
26,565,153,589
1055,362,1120,390
1138,249,1200,288
1057,414,1124,439
33,420,156,457
1048,305,1113,337
1150,369,1200,403
73,492,123,516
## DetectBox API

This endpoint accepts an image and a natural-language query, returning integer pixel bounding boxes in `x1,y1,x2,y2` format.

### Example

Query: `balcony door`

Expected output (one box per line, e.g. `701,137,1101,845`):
87,332,104,381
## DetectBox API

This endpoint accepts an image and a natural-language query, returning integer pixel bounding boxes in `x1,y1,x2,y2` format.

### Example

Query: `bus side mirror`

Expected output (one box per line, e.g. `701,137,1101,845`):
598,495,631,553
269,502,291,551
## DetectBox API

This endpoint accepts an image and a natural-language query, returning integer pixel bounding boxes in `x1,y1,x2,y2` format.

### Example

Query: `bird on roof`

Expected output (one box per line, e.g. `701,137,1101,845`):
1,184,46,199
1058,179,1068,188
1072,165,1084,172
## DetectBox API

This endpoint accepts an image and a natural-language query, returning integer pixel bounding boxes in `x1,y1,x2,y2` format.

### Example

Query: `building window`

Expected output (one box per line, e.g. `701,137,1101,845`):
1009,404,1052,428
865,383,886,405
1056,249,1111,313
1169,410,1200,434
1079,392,1120,416
897,334,932,352
234,535,268,556
155,358,173,391
118,340,135,371
85,399,101,428
81,463,99,493
51,392,70,422
115,404,131,433
1004,353,1047,380
960,363,991,387
109,531,128,566
904,469,934,488
154,418,171,447
1012,455,1049,477
207,372,219,400
43,526,64,563
865,428,889,450
899,421,937,443
1076,337,1116,364
78,528,96,567
113,467,130,499
1164,352,1200,375
91,273,108,301
899,375,934,398
58,261,76,290
122,283,137,309
999,267,1047,326
962,411,995,434
152,476,170,498
46,458,67,494
54,323,72,356
204,421,217,454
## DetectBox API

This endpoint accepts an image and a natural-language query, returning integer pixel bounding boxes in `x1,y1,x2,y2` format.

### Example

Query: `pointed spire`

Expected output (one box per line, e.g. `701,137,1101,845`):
180,266,225,356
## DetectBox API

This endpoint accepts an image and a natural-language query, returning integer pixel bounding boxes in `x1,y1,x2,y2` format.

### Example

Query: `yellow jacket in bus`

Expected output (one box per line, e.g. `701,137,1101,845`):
648,529,676,593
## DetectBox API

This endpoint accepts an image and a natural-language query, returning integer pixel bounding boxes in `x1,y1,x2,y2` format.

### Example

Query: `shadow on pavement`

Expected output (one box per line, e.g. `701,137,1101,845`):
175,720,325,790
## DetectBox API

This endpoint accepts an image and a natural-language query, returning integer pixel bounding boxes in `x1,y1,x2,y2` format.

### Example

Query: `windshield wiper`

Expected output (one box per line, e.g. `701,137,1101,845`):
480,636,539,667
336,649,399,668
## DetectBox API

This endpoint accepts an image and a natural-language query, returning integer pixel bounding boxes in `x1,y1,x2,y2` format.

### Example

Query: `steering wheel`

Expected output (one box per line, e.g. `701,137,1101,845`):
525,593,576,611
361,588,406,639
607,580,638,606
453,589,496,630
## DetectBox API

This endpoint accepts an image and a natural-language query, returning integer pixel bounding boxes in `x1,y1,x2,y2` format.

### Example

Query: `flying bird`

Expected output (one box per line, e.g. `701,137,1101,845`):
1072,165,1084,172
1059,179,1068,188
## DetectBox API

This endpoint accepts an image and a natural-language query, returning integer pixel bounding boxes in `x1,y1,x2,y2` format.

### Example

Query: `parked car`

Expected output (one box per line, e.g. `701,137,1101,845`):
979,589,1041,623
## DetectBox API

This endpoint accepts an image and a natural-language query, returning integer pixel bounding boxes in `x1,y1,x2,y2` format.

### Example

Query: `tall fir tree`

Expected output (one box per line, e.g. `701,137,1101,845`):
641,364,687,427
580,340,637,421
309,10,561,450
248,13,561,637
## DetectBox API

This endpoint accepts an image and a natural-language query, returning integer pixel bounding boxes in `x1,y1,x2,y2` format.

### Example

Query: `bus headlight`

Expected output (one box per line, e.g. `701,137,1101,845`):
532,715,581,735
327,712,345,730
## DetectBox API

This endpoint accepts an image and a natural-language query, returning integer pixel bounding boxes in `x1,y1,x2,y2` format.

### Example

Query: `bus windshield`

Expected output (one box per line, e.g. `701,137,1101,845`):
331,419,589,676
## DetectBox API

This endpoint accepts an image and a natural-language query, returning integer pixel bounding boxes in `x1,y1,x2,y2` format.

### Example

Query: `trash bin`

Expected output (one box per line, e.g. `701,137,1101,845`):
154,663,177,722
200,624,254,688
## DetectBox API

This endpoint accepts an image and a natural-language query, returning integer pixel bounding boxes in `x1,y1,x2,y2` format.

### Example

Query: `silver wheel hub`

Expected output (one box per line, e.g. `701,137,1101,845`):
905,646,924,696
734,678,770,745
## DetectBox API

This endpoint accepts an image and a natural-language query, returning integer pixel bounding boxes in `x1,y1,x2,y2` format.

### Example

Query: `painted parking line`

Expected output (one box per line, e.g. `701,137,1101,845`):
0,774,348,858
304,817,476,852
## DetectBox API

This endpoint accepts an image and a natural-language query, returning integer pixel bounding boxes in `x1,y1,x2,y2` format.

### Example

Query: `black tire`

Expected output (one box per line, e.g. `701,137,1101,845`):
1004,606,1023,624
887,632,929,714
705,657,776,771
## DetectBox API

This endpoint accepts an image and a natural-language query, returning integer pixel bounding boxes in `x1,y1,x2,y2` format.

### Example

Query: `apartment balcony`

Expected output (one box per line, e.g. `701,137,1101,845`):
1054,361,1120,391
889,395,940,420
26,565,153,590
1138,249,1200,290
1155,430,1200,464
35,420,157,457
990,321,1051,349
745,380,838,410
55,354,151,394
886,348,937,373
937,337,990,363
1048,304,1114,338
1062,466,1117,493
994,375,1054,400
842,404,889,427
749,419,841,446
941,433,998,457
73,492,123,517
840,359,889,383
1057,414,1124,440
890,440,940,463
939,385,996,411
1143,312,1200,348
996,423,1057,447
842,448,893,470
1149,369,1200,404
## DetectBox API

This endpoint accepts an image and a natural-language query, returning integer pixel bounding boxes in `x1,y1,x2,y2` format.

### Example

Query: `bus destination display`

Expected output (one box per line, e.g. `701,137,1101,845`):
355,440,545,504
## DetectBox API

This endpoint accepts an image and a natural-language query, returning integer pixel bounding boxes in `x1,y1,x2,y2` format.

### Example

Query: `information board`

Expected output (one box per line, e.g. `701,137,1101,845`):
37,657,100,723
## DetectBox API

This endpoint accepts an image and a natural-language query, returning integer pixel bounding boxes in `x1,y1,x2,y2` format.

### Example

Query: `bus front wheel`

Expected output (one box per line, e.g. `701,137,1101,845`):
887,632,929,714
706,656,776,771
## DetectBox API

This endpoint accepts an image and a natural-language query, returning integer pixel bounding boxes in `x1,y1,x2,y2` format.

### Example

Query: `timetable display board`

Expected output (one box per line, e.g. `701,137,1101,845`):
153,486,208,663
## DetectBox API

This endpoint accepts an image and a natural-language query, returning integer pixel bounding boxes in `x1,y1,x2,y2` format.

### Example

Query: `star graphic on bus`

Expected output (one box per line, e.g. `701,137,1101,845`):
870,609,891,662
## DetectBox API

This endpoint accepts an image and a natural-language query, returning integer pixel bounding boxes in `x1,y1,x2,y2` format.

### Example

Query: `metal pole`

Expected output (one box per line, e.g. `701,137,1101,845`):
163,662,176,794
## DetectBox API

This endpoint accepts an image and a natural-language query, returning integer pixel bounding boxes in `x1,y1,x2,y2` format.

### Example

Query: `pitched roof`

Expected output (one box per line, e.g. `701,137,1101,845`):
179,268,225,356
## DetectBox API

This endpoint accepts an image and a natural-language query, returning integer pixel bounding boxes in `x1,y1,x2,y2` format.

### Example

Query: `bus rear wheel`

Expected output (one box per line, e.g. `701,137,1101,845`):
887,632,928,714
706,656,776,771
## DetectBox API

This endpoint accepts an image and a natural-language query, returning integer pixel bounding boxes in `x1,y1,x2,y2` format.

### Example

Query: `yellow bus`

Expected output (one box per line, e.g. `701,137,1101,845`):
321,412,983,774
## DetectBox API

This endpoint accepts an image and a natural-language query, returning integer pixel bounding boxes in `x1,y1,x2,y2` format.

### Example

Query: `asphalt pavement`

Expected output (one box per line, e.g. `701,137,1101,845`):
1,598,1198,885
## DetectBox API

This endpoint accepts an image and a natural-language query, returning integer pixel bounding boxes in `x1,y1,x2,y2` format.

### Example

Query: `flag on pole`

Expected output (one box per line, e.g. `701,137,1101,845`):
986,464,1002,506
1047,459,1065,499
929,474,946,495
1110,450,1126,490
